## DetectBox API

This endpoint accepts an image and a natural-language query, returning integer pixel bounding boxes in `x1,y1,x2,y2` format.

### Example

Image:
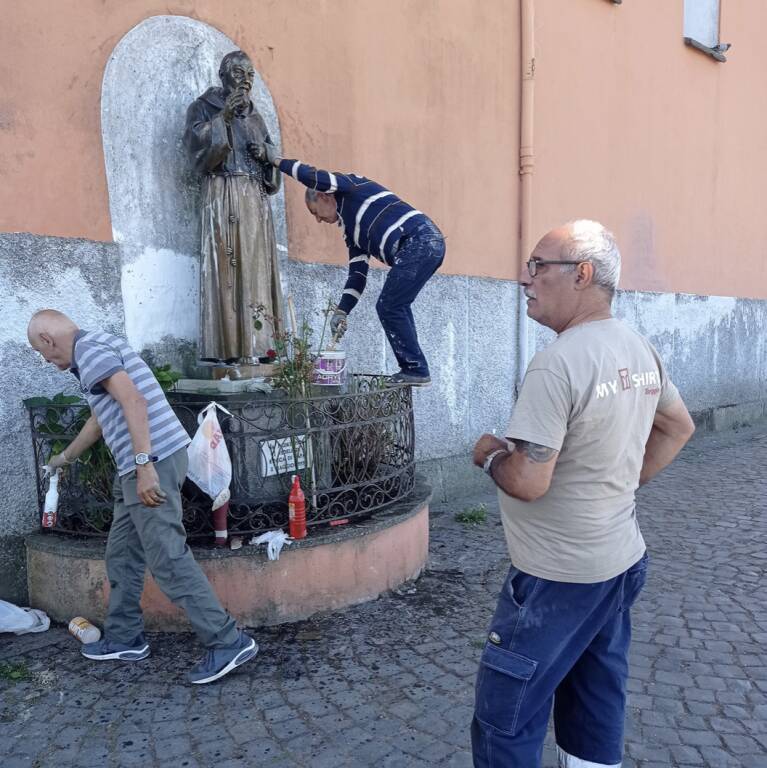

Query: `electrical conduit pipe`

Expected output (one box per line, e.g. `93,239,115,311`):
517,0,535,394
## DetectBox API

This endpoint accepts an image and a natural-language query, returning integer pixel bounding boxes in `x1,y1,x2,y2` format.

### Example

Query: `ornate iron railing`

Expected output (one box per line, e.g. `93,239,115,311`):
26,375,415,541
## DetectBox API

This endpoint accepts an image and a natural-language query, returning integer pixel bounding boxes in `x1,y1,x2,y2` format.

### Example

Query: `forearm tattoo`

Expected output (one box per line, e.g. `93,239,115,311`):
512,440,556,463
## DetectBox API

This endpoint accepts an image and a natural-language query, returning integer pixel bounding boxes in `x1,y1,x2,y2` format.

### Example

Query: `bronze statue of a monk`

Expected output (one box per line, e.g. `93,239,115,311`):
184,51,282,363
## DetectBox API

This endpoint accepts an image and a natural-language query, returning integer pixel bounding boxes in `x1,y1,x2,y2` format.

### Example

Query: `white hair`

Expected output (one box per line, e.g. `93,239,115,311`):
561,219,621,294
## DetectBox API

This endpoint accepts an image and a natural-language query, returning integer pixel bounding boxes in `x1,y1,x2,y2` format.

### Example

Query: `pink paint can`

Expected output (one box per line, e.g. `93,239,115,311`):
313,350,347,387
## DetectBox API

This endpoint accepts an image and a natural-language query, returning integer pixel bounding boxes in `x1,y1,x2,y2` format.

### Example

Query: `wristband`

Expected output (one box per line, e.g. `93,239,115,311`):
483,448,508,476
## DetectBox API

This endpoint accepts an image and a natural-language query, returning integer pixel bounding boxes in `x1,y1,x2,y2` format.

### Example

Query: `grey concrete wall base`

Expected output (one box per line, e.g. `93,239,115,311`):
0,232,126,603
0,536,29,604
420,400,767,505
691,399,767,433
417,460,495,505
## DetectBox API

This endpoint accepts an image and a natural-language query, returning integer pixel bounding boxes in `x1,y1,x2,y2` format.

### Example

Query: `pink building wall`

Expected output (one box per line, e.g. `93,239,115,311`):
2,1,765,298
533,0,767,300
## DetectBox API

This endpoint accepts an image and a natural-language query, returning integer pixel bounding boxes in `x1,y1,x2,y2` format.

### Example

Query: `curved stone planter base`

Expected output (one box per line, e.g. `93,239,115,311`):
26,483,430,630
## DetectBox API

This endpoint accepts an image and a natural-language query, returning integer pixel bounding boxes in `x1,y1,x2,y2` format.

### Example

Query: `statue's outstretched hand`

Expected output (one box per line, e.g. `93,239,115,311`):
247,142,266,162
249,142,281,167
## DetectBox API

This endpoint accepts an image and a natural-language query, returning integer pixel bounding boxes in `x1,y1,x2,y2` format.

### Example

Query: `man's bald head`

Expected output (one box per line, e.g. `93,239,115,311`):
28,309,77,338
28,310,79,370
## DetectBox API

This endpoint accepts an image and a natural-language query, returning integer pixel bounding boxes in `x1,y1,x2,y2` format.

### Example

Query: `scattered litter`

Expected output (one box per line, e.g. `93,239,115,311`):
393,582,418,597
229,536,244,551
245,379,273,393
249,530,292,560
68,617,100,644
0,600,50,635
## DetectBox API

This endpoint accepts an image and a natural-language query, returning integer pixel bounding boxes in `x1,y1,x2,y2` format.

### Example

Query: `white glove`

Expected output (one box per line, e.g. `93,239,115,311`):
330,310,348,340
46,451,72,471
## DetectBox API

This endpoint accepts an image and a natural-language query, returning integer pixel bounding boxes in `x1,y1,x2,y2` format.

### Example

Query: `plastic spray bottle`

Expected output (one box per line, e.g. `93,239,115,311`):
42,467,61,528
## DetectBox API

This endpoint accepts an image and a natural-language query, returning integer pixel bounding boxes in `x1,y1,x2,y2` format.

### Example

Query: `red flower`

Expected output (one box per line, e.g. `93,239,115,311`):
266,348,277,359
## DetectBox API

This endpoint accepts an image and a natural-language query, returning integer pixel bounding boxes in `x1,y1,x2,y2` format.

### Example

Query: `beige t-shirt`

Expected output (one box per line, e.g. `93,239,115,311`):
500,318,680,583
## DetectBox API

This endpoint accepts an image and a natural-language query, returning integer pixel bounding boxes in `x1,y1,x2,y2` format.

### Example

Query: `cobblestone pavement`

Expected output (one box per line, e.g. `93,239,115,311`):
2,424,766,767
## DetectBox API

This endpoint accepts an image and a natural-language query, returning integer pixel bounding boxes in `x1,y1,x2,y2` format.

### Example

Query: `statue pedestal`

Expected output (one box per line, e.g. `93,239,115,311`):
176,377,273,395
211,363,278,380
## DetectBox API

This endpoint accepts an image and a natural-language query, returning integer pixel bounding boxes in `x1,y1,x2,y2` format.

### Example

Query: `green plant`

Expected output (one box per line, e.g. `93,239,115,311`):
0,662,30,683
272,318,316,399
24,393,115,504
455,504,487,525
150,364,182,392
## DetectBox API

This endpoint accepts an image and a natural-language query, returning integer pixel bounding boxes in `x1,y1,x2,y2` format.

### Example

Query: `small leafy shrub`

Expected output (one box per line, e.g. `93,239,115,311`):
150,364,182,392
0,662,30,683
455,504,487,525
24,393,115,508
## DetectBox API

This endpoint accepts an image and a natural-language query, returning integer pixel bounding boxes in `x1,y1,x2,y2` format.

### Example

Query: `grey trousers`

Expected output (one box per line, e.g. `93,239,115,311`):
103,448,239,648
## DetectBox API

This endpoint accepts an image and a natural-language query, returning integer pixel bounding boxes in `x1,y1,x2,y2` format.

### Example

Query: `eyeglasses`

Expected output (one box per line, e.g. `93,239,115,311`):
526,258,582,278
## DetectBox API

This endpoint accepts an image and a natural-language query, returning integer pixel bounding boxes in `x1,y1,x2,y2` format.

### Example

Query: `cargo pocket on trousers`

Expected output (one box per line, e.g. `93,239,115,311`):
620,552,649,613
475,643,538,735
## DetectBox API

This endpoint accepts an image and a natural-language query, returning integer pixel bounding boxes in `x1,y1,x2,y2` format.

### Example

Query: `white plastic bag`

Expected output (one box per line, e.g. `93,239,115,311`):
187,402,233,504
249,530,292,561
0,600,50,635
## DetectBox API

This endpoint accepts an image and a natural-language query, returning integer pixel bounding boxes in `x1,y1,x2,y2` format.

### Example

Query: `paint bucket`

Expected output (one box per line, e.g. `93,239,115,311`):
313,350,347,387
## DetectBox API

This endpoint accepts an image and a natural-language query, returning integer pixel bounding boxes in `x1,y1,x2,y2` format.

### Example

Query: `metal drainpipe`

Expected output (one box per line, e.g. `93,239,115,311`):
517,0,535,394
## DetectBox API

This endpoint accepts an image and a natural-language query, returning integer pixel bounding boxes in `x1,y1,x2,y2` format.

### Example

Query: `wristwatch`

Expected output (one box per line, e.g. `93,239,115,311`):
134,452,159,466
483,448,508,476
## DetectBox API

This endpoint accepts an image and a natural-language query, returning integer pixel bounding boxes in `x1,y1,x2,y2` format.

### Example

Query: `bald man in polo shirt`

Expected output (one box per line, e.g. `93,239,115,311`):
28,310,257,684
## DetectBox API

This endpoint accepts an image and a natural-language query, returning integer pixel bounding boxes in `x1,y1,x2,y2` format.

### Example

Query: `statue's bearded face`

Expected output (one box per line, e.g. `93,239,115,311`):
222,56,255,95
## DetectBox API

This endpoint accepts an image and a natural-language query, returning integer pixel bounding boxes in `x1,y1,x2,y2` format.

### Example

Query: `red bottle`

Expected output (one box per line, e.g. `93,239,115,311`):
288,474,306,539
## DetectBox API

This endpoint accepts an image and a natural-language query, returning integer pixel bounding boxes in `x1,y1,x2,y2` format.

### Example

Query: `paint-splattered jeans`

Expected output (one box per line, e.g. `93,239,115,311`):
471,553,648,767
377,219,445,377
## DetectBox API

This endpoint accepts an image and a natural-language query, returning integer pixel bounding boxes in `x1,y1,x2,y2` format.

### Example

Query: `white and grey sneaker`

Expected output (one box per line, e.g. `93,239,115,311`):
81,634,150,661
189,630,258,685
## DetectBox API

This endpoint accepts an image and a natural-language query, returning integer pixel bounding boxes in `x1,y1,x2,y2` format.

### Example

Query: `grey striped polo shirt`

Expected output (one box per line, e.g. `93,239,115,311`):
71,330,190,476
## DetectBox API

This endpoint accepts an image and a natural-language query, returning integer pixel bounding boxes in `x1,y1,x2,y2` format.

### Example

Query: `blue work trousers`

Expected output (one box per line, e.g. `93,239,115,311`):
472,554,648,767
377,219,445,377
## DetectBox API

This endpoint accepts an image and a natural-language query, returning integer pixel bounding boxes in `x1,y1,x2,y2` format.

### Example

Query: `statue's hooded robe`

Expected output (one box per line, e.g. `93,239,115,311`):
184,87,282,362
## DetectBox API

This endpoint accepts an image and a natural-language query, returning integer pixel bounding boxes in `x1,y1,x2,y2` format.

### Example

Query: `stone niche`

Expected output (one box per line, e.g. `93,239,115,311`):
101,14,288,371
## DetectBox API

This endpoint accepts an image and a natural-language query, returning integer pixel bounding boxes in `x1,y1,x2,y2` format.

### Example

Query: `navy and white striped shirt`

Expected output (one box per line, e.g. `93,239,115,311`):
71,331,190,476
279,159,430,314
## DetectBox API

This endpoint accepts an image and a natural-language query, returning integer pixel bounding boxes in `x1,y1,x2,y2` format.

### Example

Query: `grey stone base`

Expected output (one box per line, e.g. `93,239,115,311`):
25,483,432,629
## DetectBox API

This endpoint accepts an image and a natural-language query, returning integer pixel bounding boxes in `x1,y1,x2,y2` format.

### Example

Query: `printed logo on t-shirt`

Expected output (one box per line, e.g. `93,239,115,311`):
618,368,631,391
595,369,660,398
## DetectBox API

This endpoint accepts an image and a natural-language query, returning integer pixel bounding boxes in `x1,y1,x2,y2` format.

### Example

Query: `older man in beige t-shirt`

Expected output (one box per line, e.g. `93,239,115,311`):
471,221,695,768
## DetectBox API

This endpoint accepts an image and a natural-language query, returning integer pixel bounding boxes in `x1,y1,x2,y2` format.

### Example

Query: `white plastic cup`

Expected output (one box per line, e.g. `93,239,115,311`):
68,617,101,644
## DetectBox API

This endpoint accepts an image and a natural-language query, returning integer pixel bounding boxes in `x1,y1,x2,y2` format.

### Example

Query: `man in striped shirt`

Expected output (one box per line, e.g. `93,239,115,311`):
252,144,445,385
28,310,257,684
